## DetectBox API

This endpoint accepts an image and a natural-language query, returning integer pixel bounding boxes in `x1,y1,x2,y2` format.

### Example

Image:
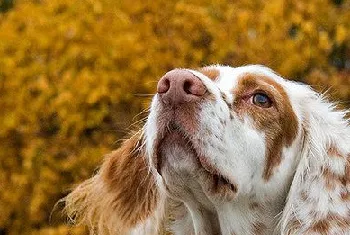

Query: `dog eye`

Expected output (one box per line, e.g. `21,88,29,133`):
252,93,272,108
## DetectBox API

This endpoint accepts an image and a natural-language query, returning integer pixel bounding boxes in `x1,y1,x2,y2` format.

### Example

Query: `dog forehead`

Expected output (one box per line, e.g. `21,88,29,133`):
215,65,286,93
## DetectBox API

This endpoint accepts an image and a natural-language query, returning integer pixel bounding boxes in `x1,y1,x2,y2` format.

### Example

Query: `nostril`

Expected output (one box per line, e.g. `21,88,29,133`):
157,77,170,94
183,80,193,95
183,78,207,96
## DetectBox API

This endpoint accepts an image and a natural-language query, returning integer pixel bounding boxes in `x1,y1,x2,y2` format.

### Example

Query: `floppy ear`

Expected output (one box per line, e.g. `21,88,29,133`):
64,131,165,235
279,90,350,234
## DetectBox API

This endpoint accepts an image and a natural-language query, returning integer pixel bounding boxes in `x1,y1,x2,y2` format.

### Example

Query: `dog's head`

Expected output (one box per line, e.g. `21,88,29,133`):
145,65,302,204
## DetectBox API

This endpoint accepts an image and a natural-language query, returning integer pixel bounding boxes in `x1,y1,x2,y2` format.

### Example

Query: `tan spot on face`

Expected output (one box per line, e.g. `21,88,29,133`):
233,74,299,180
197,66,220,81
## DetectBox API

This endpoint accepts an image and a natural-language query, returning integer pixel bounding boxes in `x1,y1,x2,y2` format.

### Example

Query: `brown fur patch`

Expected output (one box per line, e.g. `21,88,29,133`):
344,156,350,186
308,214,350,233
328,145,344,158
330,213,350,228
101,132,158,227
323,167,339,190
197,66,220,81
64,132,159,233
233,74,299,180
323,149,350,192
249,202,259,210
310,220,330,233
253,221,267,235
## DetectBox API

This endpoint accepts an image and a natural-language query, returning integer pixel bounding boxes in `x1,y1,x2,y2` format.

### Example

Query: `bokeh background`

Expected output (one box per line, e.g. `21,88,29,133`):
0,0,349,234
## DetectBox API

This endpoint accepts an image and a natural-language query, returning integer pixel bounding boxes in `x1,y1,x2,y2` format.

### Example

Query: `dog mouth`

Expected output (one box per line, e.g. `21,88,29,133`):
155,121,237,197
197,155,238,194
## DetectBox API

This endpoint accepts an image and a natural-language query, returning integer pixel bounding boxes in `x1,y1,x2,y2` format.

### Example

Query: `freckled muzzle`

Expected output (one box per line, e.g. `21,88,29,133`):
153,69,207,172
151,69,238,200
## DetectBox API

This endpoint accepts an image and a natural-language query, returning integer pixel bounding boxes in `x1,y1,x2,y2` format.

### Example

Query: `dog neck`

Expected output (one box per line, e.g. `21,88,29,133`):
166,190,286,235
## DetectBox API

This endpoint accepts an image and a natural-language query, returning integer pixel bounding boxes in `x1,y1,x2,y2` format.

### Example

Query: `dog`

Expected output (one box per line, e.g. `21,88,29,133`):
64,65,350,235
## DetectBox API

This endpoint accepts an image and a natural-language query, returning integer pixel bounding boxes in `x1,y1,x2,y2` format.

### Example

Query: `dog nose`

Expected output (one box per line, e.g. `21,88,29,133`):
157,69,206,105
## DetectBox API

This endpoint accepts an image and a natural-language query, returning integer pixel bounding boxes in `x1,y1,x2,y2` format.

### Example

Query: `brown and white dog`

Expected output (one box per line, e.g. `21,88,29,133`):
64,65,350,235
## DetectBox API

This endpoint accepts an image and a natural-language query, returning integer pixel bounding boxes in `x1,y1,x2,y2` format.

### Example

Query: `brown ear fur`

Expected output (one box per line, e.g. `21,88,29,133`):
64,132,160,234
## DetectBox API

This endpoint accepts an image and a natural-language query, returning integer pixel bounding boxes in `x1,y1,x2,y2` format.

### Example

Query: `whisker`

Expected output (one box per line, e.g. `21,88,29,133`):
133,94,156,97
132,107,150,121
145,80,160,84
127,117,148,130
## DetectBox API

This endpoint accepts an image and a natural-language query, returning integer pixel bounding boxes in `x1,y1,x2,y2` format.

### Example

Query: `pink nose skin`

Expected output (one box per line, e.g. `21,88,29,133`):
157,69,207,105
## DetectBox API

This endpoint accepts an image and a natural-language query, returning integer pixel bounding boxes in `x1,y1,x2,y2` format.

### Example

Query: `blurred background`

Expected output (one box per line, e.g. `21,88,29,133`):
0,0,349,234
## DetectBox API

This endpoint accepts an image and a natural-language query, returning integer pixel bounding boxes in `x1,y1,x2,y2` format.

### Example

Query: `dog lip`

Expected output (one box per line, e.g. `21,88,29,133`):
197,155,220,175
197,154,237,194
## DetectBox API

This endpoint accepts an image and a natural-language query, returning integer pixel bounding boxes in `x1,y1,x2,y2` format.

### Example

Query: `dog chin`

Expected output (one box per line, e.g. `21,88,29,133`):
155,129,238,202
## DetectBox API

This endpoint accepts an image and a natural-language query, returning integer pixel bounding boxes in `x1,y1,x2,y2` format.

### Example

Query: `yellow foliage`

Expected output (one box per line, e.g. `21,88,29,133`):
0,0,349,234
